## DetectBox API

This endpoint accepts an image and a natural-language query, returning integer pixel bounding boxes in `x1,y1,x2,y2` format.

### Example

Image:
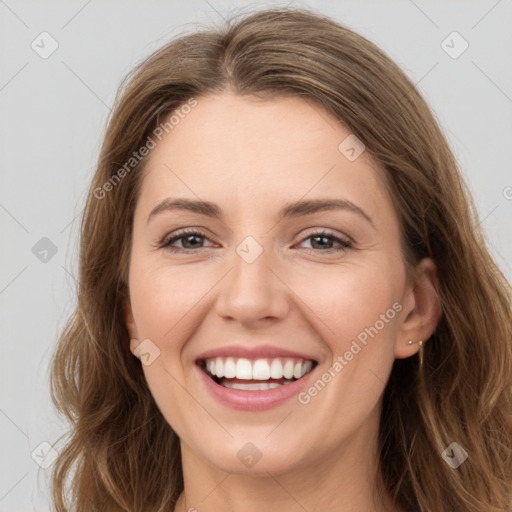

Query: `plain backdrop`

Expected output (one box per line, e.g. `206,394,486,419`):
1,0,511,510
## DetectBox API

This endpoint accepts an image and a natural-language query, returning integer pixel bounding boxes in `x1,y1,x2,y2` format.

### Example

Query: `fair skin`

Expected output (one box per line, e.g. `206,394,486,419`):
125,91,441,512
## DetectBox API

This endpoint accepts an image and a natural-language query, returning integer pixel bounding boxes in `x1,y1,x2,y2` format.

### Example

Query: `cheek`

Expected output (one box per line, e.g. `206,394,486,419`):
289,260,403,351
129,261,206,433
290,266,401,434
141,363,204,442
129,259,210,341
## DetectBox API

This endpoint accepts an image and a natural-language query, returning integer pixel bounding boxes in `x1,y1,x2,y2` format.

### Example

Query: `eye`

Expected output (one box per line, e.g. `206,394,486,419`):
160,228,215,252
159,228,353,254
296,230,353,253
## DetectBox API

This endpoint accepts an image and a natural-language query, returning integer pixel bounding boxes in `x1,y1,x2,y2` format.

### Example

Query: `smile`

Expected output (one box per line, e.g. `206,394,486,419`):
200,356,316,390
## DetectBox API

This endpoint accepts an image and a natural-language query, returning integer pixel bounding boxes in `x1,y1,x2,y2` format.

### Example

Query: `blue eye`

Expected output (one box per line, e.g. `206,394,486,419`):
160,229,352,253
298,230,353,252
161,229,212,251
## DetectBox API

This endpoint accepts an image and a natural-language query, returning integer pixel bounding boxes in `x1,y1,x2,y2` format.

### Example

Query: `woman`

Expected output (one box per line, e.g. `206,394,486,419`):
49,6,512,512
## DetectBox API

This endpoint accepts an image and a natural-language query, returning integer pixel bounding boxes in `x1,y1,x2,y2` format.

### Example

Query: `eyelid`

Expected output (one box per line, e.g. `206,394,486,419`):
293,229,353,252
159,227,213,248
160,226,353,253
298,227,353,244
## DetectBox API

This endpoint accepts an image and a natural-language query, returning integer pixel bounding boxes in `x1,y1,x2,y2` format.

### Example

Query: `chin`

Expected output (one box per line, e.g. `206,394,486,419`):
192,437,309,476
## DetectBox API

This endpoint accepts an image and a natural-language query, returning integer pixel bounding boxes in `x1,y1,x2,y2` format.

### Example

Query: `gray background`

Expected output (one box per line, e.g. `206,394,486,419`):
1,0,511,510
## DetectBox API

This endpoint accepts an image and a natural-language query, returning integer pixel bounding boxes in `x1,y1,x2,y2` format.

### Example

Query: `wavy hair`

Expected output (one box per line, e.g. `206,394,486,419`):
49,6,512,511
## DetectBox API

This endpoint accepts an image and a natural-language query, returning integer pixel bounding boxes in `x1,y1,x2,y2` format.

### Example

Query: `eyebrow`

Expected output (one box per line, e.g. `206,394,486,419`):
147,197,375,229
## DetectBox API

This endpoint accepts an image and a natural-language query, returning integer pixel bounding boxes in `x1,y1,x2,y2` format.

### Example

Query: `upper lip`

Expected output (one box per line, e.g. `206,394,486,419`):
197,344,318,362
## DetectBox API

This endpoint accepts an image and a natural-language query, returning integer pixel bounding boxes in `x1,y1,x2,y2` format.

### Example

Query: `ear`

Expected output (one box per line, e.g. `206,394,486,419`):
123,297,140,356
394,257,442,359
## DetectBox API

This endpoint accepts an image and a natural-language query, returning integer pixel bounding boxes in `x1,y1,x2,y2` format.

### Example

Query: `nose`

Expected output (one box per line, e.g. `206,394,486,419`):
214,240,290,326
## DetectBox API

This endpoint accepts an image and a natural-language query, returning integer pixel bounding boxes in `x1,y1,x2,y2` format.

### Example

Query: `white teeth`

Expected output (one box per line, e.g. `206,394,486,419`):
270,359,283,379
222,381,293,390
252,359,271,380
283,360,295,379
204,356,315,381
214,357,223,377
301,360,313,377
236,358,253,380
223,357,236,378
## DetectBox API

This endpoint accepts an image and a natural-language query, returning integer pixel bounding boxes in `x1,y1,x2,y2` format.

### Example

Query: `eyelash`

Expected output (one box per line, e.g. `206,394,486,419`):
159,228,353,254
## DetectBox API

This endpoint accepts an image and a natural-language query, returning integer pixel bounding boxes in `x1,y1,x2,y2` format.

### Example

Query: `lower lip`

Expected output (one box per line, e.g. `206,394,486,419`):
197,364,316,411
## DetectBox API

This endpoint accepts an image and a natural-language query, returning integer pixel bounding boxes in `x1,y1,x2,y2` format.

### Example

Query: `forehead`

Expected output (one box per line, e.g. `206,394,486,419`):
137,92,390,218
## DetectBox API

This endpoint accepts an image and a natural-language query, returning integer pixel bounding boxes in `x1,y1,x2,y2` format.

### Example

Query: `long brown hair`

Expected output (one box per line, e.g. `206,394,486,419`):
49,6,512,511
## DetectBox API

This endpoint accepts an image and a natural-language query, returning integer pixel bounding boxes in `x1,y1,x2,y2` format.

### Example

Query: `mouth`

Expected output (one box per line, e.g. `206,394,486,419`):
197,356,318,390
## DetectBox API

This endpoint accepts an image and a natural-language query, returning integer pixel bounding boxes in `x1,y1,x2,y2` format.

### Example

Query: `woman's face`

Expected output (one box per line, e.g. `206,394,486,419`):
125,92,433,476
